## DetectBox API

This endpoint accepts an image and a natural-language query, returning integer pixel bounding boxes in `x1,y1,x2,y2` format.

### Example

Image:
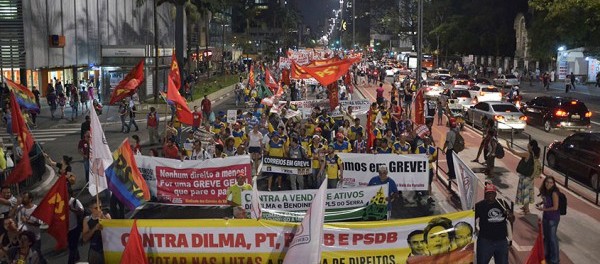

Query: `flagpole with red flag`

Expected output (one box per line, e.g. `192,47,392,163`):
526,220,546,264
108,59,145,105
120,219,148,264
4,92,35,185
31,176,69,250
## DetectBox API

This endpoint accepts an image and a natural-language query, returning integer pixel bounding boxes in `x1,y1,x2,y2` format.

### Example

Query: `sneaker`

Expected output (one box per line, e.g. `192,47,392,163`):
427,197,435,204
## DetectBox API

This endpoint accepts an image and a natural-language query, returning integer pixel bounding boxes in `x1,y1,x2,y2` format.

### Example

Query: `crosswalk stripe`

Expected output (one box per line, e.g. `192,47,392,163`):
0,127,80,147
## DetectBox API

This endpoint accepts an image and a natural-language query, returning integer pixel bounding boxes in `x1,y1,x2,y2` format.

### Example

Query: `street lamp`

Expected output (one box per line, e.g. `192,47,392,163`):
557,46,566,52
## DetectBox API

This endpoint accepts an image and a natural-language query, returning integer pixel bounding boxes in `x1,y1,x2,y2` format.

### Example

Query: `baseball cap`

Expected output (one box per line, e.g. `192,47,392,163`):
312,135,320,139
237,172,246,178
315,127,322,132
484,184,497,193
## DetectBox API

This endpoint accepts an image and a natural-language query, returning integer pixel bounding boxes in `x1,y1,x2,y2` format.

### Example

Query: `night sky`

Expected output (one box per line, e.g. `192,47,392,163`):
296,0,336,34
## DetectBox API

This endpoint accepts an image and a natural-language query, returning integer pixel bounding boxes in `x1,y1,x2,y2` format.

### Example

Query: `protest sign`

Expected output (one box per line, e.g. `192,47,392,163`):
280,99,370,119
226,109,237,124
240,185,389,222
135,155,252,205
452,152,477,210
337,153,429,191
261,157,312,175
102,211,475,264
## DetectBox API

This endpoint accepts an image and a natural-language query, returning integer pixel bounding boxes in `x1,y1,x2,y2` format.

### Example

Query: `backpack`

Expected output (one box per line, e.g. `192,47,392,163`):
558,191,567,215
495,141,505,159
453,131,465,152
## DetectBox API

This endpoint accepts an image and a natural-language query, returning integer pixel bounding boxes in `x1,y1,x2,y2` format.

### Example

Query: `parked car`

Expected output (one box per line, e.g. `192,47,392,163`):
466,101,527,131
547,132,600,190
521,96,592,132
493,74,520,87
474,78,492,86
422,80,446,99
468,85,502,103
430,68,452,79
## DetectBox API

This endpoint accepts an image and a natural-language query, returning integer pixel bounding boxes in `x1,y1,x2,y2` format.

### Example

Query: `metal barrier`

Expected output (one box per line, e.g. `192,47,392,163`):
0,144,47,192
542,145,600,205
464,110,532,151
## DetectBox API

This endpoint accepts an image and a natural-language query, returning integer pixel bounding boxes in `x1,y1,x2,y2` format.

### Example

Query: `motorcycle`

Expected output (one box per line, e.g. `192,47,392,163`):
506,86,522,110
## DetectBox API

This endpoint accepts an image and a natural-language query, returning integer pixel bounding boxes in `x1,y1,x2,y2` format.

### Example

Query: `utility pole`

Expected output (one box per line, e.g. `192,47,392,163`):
153,0,159,103
339,0,343,49
416,0,423,88
352,0,355,48
221,22,225,75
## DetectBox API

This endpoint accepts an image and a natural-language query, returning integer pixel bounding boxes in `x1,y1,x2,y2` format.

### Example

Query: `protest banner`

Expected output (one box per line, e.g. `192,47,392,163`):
240,185,389,222
135,155,252,205
337,153,429,191
226,109,237,124
452,152,477,210
261,157,312,175
279,99,370,119
102,210,475,264
278,57,291,69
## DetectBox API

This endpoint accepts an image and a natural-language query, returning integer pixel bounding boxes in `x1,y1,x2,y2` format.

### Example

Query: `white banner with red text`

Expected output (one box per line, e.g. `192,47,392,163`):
240,185,389,222
277,99,370,119
102,210,474,264
337,153,429,191
135,155,252,205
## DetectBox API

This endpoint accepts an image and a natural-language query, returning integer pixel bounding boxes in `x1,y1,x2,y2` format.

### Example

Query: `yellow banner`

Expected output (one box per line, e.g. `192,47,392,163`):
102,211,475,264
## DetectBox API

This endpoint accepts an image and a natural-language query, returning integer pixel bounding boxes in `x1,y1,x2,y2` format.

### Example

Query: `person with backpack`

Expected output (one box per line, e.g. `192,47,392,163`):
442,118,463,182
536,176,562,264
513,140,541,215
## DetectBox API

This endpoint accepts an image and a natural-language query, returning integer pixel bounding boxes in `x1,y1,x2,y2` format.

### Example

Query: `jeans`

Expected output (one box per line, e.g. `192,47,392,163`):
83,158,90,182
310,169,320,189
476,237,508,264
289,174,304,190
129,117,139,131
120,116,130,132
68,227,82,264
148,126,159,145
446,149,456,179
543,218,560,264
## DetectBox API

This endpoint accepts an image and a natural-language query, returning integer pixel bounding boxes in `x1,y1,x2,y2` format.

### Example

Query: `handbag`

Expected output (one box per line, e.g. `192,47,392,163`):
516,154,534,177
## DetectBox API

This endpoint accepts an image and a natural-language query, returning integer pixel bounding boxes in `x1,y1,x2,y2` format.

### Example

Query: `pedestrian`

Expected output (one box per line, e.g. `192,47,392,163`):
0,186,17,218
536,176,561,264
10,192,42,252
80,87,89,111
368,165,401,215
265,131,286,191
475,183,514,264
128,97,139,132
596,72,600,88
58,92,66,119
414,137,437,204
376,83,385,106
247,124,264,175
32,86,40,108
442,118,460,181
483,128,498,177
192,106,202,133
70,85,79,121
8,231,41,264
472,117,494,163
201,95,212,123
78,131,91,183
147,107,160,145
67,188,84,264
118,100,130,133
569,72,576,90
82,202,111,264
163,138,180,159
80,115,91,140
131,135,142,154
288,137,307,190
47,90,58,119
0,218,20,260
320,144,343,189
513,140,541,214
436,100,444,126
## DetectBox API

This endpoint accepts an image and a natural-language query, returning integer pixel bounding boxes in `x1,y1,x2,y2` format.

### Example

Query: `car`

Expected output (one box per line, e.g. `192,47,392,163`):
521,96,592,132
385,66,400,77
452,74,472,81
422,80,446,99
546,132,600,190
474,78,492,86
468,85,502,103
450,79,472,89
440,87,473,108
466,101,527,131
493,74,520,87
430,68,451,79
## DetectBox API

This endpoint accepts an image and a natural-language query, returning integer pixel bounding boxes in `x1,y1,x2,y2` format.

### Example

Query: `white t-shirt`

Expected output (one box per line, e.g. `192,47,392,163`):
248,131,264,148
68,198,84,231
16,204,42,240
0,195,17,216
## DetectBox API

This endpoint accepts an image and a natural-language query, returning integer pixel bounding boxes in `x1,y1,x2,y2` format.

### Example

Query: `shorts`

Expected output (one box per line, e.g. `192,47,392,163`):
249,146,261,153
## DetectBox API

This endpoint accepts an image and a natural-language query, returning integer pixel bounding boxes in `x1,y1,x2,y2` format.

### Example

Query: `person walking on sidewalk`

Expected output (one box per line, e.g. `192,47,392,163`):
536,176,561,264
118,100,130,133
475,183,514,264
442,119,460,181
128,98,139,132
201,95,212,124
513,140,541,214
147,107,160,145
569,72,576,91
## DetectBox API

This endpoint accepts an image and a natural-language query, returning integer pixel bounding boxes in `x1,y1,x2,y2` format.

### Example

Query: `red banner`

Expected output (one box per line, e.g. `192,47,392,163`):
32,176,69,250
168,53,181,90
109,60,145,105
291,62,313,79
167,76,193,125
327,82,339,111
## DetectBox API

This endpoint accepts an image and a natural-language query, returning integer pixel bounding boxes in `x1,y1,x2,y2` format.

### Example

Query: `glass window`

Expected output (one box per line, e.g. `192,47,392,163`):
564,134,586,148
452,90,471,98
492,104,520,112
475,103,489,111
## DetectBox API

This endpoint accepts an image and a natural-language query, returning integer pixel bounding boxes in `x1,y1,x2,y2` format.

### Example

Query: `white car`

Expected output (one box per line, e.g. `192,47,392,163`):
385,66,400,77
422,80,445,99
466,101,527,131
450,79,472,90
494,74,520,87
430,68,451,79
468,85,502,103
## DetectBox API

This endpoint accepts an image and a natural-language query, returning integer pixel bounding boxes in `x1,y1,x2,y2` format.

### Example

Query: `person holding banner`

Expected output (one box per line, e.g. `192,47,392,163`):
415,137,437,204
308,135,326,189
288,137,308,190
368,166,401,212
82,202,111,264
265,132,287,191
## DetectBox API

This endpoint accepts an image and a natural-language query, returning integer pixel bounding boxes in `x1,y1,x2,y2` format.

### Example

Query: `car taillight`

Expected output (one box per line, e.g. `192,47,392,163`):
453,81,457,85
585,111,592,118
555,109,568,117
480,91,485,96
494,115,504,121
519,116,527,121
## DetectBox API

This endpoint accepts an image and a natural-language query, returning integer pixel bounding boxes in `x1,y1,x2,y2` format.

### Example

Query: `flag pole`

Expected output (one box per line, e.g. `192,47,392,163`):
95,167,101,210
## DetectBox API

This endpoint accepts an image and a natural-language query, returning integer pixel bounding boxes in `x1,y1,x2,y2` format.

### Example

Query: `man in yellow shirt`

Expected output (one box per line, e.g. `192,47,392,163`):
265,131,286,191
226,172,253,207
320,145,343,189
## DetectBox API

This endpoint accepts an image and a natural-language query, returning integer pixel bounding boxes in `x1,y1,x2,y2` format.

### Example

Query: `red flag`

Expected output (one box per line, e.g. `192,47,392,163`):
4,92,34,185
265,69,279,92
120,219,148,264
31,176,69,250
526,220,546,264
248,65,255,88
327,82,339,111
290,62,313,79
366,110,374,150
168,53,181,91
281,68,291,85
414,88,425,125
109,60,145,105
167,76,193,125
300,59,356,86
